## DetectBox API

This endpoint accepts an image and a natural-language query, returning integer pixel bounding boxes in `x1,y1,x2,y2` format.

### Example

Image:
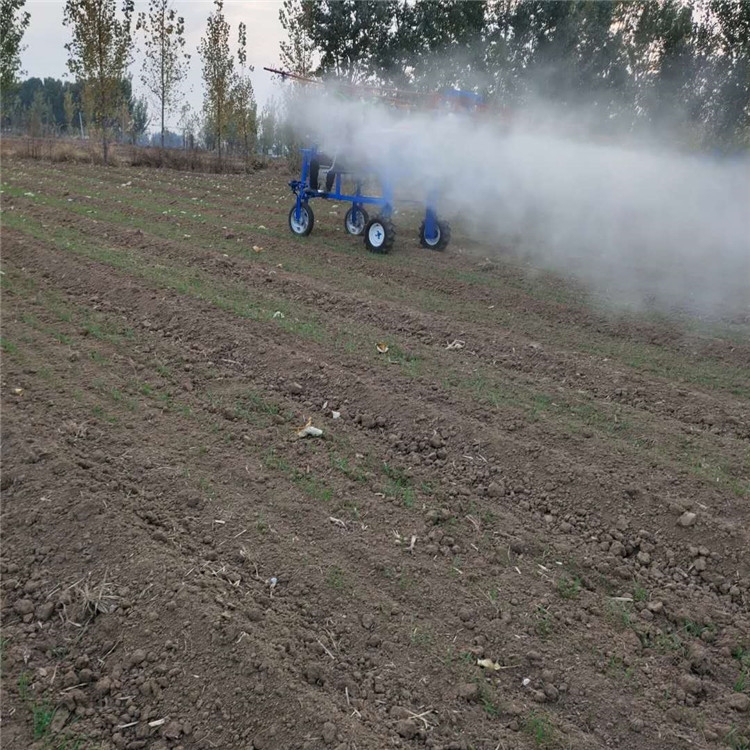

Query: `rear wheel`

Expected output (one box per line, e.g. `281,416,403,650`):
364,216,396,254
419,219,451,251
288,203,314,236
344,206,369,236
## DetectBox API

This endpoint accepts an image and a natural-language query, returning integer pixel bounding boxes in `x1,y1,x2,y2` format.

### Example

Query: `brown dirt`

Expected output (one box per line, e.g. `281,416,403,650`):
1,158,749,750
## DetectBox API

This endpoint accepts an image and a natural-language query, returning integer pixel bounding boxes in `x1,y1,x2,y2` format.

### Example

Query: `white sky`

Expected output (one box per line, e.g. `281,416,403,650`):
20,0,288,131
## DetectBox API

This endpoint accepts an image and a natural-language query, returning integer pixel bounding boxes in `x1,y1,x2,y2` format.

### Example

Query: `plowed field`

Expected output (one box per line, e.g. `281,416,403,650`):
1,158,749,750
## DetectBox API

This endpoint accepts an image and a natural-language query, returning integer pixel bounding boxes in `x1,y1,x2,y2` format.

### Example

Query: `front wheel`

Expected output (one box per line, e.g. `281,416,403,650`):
288,203,314,236
364,216,396,254
419,219,451,251
344,206,369,236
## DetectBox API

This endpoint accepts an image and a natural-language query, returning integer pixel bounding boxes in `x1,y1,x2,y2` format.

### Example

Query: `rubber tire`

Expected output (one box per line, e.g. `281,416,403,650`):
344,206,369,236
364,216,396,254
419,219,451,251
288,203,314,236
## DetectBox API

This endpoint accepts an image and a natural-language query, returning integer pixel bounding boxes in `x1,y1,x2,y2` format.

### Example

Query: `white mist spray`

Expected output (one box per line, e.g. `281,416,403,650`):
288,88,750,316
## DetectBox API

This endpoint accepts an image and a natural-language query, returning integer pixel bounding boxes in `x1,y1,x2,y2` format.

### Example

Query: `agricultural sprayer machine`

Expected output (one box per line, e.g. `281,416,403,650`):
264,67,486,254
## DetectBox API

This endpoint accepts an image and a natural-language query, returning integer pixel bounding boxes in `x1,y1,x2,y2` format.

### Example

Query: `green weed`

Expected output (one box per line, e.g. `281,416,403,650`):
18,672,31,701
326,566,346,591
32,700,55,739
634,583,649,602
382,462,415,508
557,575,581,599
534,605,553,638
524,712,555,747
410,627,433,648
607,600,633,630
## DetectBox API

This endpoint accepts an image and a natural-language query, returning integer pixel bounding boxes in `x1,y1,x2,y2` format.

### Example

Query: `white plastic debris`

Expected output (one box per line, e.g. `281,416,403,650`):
446,340,466,350
272,311,285,319
331,411,341,420
296,418,323,438
522,677,531,687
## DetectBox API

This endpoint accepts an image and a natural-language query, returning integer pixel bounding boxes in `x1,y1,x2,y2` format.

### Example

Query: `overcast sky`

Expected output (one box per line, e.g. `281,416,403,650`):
20,0,288,130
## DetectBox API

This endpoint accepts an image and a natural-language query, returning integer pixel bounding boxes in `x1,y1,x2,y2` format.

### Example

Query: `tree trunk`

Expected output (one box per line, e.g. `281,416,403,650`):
103,128,109,166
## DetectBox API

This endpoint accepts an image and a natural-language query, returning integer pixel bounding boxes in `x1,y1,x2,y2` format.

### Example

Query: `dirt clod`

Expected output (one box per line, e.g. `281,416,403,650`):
677,512,697,527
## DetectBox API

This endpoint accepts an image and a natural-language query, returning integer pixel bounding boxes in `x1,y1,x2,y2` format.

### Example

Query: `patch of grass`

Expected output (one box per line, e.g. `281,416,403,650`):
634,583,649,602
732,649,749,693
326,566,346,591
682,619,715,639
91,404,117,423
382,462,415,508
557,575,581,599
641,630,685,654
420,480,435,496
198,476,214,498
476,680,500,718
331,455,367,483
524,711,555,747
265,452,334,502
1,338,18,354
410,627,433,648
32,700,55,739
607,600,633,630
88,350,108,365
734,670,748,693
385,344,422,378
534,605,553,638
398,572,415,590
18,672,31,701
606,654,635,682
726,726,750,750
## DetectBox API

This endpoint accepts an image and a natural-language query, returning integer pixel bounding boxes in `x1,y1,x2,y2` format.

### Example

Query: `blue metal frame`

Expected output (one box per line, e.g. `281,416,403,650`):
288,146,441,244
290,147,394,219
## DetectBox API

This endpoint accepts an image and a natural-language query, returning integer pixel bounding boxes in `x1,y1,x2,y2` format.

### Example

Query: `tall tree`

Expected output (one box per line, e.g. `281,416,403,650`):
0,0,30,105
63,0,134,164
128,95,149,144
707,0,750,145
230,21,257,166
259,98,277,156
63,88,77,134
199,0,235,164
137,0,189,148
301,0,398,82
278,0,314,75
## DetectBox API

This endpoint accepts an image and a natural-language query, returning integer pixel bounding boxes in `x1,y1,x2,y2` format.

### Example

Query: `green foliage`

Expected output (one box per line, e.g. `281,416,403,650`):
32,700,55,739
557,574,581,599
382,462,416,508
278,0,314,76
63,0,134,164
1,337,18,354
137,0,188,147
524,711,555,747
326,565,345,590
229,21,257,164
279,0,749,149
198,0,234,161
0,0,30,95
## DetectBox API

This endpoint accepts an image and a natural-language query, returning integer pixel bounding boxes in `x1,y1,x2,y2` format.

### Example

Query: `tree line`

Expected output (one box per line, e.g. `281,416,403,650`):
279,0,749,149
1,0,260,166
1,0,748,169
